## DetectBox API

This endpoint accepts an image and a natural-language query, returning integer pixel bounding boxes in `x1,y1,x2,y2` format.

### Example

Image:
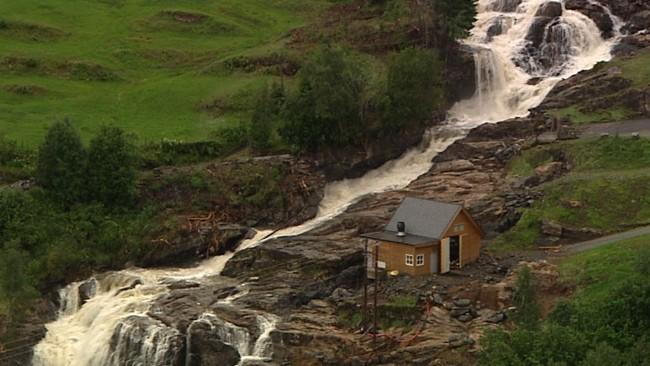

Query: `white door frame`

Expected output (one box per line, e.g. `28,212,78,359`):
458,235,464,268
441,238,450,274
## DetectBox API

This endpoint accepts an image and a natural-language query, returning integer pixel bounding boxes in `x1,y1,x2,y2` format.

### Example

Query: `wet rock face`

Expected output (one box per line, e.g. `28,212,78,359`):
522,3,572,76
187,322,241,366
140,223,253,267
485,0,522,13
596,0,650,27
535,1,563,18
565,0,614,38
613,33,650,57
446,44,477,102
108,315,184,366
628,10,650,33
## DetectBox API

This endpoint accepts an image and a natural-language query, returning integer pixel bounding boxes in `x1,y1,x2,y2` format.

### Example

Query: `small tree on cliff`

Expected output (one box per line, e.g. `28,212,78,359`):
512,266,541,329
249,83,285,153
433,0,478,40
86,126,138,208
36,120,87,207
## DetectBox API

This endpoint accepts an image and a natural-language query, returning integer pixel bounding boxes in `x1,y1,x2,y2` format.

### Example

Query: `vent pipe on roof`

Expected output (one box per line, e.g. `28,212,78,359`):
397,221,406,237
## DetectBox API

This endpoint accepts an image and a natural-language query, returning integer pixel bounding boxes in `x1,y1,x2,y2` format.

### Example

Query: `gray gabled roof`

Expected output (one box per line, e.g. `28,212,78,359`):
387,197,461,240
361,231,437,247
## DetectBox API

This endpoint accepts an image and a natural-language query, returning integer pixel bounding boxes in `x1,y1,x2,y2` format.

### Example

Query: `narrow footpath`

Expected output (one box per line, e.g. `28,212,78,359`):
567,225,650,253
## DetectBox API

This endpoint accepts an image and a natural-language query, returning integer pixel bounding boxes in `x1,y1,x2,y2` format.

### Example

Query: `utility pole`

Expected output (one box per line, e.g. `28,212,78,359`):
362,239,368,331
373,245,379,345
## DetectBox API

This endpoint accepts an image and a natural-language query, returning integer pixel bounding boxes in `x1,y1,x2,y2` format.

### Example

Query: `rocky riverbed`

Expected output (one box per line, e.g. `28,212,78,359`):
145,114,560,366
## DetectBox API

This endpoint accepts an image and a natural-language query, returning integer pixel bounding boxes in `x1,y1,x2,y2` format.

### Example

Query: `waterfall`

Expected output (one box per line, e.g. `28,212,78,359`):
32,1,621,365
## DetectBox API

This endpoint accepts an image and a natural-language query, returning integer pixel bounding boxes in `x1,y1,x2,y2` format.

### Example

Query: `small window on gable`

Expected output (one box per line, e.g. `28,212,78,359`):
405,254,414,266
454,224,465,233
416,254,424,266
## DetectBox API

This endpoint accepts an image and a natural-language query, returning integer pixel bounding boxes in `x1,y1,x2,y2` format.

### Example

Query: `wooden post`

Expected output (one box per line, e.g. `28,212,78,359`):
362,239,368,331
373,245,379,345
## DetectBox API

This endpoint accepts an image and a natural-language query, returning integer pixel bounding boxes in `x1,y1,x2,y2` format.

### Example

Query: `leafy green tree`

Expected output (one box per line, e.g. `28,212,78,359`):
432,0,478,40
249,83,284,152
280,47,366,151
415,0,477,47
580,344,626,366
382,48,443,132
86,126,137,208
512,266,540,329
36,120,87,207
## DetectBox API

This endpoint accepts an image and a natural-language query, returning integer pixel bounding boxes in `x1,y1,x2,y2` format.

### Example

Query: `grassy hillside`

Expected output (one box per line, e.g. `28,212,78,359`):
559,234,650,302
547,49,650,124
0,0,327,145
495,137,650,249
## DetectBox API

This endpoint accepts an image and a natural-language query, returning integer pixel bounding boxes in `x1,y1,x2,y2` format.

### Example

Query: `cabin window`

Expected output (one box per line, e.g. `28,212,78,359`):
405,254,414,266
416,254,424,266
454,224,465,232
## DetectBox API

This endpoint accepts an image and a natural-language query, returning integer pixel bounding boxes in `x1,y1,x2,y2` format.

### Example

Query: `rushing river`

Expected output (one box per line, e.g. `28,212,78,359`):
32,1,621,364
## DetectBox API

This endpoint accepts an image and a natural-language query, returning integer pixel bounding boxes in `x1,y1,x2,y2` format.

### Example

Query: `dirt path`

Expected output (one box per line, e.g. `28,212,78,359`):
566,225,650,253
580,119,650,137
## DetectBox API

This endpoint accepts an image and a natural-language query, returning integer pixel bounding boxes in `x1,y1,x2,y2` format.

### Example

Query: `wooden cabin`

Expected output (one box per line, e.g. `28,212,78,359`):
362,197,483,276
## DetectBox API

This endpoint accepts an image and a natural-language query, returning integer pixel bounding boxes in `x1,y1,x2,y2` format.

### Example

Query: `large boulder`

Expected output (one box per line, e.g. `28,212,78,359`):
77,278,97,307
536,1,563,18
628,10,650,34
108,316,184,366
485,0,522,13
186,321,242,366
138,224,252,267
534,161,564,183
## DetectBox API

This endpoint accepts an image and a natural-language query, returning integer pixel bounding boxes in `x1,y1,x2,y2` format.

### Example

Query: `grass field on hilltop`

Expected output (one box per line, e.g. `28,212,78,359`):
0,0,328,146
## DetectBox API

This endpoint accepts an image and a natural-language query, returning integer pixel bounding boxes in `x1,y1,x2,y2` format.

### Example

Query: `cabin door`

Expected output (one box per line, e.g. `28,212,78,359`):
440,238,450,274
449,236,460,267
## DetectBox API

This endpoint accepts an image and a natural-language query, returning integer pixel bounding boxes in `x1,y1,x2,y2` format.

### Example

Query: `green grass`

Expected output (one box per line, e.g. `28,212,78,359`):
0,0,328,146
559,234,650,303
508,137,650,177
548,105,633,125
612,48,650,88
496,137,650,250
389,294,418,307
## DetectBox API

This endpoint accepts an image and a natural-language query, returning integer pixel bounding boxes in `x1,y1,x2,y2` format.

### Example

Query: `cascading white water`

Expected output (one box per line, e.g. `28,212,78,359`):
32,1,621,364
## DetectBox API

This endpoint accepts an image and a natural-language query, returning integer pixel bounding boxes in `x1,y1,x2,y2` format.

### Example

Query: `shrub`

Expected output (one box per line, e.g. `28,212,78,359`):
280,46,366,151
0,240,38,321
512,266,540,329
86,126,137,208
35,120,86,207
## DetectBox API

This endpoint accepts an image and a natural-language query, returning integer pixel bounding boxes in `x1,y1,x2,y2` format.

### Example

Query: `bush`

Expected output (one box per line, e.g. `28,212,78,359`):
86,126,137,208
512,266,541,329
35,120,86,206
249,83,285,153
280,46,366,151
0,240,38,321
